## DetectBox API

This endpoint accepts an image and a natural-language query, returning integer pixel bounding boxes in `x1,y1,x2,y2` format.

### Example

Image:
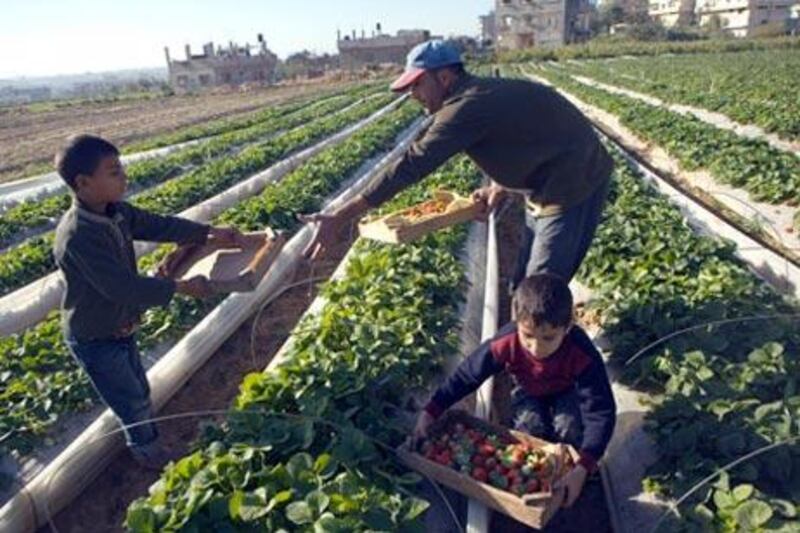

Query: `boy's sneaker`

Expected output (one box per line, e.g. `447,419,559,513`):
130,441,171,471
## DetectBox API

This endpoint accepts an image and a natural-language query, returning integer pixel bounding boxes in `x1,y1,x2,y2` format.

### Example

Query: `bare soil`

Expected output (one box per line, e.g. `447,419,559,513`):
0,80,352,183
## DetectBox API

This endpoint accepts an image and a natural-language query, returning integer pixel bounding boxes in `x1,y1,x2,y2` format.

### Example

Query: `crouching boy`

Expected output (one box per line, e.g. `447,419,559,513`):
53,134,245,469
413,273,616,506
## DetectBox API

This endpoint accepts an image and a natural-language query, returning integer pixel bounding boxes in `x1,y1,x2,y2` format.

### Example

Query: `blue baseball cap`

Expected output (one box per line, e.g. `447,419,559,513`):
390,40,462,92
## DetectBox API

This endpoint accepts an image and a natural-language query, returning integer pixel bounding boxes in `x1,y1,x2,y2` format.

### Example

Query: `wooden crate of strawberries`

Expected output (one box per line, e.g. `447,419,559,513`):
397,410,579,529
358,190,482,244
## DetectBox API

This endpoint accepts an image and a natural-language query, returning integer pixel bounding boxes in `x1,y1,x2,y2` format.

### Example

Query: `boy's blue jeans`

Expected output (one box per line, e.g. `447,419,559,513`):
66,335,158,449
511,387,583,449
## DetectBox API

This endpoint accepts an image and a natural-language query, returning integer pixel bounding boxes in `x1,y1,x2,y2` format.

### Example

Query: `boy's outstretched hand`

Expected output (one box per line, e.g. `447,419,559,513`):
208,226,247,248
411,410,436,448
554,464,588,508
175,275,213,298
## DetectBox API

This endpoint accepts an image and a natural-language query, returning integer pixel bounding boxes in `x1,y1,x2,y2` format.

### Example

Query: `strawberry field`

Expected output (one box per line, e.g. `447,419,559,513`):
523,64,800,234
555,50,800,142
577,145,800,531
0,93,416,459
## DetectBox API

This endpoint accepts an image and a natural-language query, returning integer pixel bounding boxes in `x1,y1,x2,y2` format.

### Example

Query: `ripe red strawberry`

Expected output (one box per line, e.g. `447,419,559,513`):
472,467,488,482
477,443,495,456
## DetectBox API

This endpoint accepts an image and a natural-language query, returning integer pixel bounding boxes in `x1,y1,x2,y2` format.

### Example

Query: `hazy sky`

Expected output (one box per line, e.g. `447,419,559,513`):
0,0,493,78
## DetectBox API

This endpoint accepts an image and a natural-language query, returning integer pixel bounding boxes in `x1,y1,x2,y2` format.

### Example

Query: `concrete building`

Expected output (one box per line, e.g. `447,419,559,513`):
165,34,278,92
648,0,697,26
694,0,798,36
495,0,593,50
337,27,433,69
480,10,498,44
648,0,798,34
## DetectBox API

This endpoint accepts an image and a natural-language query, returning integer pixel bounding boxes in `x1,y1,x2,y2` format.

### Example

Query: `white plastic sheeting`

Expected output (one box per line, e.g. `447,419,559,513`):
0,95,408,337
466,212,499,533
0,139,205,211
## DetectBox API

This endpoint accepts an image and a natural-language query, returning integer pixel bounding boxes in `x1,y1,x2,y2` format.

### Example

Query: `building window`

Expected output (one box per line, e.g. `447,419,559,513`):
177,75,188,87
199,74,211,86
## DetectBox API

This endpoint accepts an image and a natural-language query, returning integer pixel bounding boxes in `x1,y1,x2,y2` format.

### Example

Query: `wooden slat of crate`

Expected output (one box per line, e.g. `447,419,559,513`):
396,410,579,529
161,230,286,293
359,191,483,244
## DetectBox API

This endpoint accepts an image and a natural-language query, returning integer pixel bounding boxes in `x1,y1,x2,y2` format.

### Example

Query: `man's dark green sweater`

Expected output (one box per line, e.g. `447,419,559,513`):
54,200,209,342
362,74,613,216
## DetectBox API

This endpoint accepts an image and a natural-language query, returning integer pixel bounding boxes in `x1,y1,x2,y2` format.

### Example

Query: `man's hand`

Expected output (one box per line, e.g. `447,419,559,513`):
554,464,588,508
471,185,508,221
411,410,436,449
175,275,213,299
300,196,370,260
208,226,247,248
299,211,348,260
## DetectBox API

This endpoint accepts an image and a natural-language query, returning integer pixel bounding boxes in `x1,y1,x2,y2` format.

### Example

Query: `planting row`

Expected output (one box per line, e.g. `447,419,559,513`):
0,87,378,249
559,49,800,142
525,64,800,231
495,35,800,64
124,156,482,532
0,92,397,298
576,145,800,532
122,83,383,154
0,101,421,459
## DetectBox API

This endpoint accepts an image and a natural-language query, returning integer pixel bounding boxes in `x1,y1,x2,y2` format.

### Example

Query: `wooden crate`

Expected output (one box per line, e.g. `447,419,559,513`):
358,190,482,244
158,229,286,294
396,410,579,529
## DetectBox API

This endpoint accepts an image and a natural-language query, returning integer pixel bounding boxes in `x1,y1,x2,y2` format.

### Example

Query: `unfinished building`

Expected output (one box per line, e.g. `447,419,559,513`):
337,27,433,69
165,34,278,93
495,0,594,50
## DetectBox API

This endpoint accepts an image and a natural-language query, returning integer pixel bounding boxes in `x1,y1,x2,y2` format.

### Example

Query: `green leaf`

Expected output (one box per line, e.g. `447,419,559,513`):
314,513,351,533
287,452,314,479
228,489,270,521
306,490,330,515
126,507,156,533
713,490,735,510
732,484,754,502
734,500,773,529
286,501,314,525
401,497,430,521
769,498,797,519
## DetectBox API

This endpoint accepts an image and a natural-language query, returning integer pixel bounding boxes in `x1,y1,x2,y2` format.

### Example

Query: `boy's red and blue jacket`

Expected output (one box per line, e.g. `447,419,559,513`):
424,323,616,472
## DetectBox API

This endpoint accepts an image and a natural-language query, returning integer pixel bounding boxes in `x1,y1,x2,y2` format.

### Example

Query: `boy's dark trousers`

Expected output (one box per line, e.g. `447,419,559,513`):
511,386,583,449
66,335,158,449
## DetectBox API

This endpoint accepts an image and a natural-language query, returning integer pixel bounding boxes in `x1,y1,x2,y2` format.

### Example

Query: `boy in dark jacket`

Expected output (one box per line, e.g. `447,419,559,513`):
413,273,616,506
53,134,244,469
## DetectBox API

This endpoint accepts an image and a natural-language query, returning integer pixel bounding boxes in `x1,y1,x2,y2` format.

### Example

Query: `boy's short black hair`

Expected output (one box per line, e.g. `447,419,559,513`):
54,134,119,190
512,273,573,328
